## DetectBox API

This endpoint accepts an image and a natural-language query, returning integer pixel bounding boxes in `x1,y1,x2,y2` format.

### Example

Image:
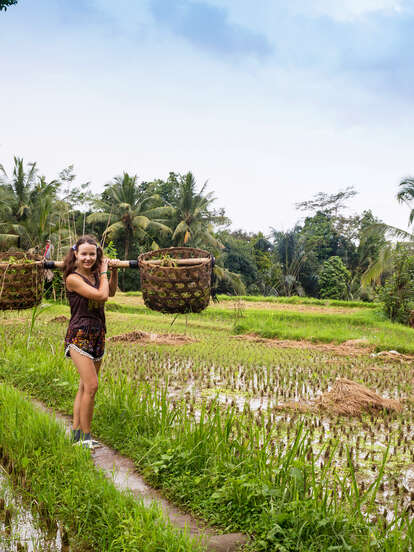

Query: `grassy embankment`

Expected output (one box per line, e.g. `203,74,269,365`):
113,292,414,354
1,299,414,551
124,291,378,309
234,308,414,354
0,382,202,552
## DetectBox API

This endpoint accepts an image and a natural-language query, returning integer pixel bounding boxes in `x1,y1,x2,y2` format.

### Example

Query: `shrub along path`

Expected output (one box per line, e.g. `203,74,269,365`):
33,398,249,552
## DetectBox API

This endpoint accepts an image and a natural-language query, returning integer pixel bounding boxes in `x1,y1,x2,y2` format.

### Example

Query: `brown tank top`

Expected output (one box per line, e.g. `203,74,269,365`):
66,272,106,331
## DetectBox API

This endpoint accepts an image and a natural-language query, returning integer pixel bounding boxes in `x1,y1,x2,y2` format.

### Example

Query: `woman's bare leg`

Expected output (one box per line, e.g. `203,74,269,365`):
72,380,84,430
70,348,99,435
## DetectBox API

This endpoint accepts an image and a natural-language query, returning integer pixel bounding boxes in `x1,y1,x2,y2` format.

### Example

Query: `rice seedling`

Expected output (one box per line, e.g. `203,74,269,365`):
0,466,68,551
1,295,414,550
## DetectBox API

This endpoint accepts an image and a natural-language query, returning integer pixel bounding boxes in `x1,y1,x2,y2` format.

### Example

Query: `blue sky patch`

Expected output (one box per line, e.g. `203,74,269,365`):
150,0,273,58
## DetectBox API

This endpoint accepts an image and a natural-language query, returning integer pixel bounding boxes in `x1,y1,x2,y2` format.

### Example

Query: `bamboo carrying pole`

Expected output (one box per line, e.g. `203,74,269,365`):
42,258,209,270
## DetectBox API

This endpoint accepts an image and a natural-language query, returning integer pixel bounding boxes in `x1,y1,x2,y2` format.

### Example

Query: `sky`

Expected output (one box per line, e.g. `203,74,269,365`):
1,0,413,233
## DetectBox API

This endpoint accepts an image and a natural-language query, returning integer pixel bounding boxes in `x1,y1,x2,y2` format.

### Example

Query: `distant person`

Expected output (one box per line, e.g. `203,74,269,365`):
42,239,55,282
62,235,118,449
43,239,54,260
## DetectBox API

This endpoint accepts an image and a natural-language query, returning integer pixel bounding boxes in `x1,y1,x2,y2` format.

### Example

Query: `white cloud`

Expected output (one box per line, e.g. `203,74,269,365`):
288,0,407,21
206,0,408,29
1,0,413,235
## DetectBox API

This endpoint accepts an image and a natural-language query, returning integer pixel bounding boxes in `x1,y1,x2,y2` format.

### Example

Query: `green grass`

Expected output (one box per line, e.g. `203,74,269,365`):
107,292,414,354
123,291,378,309
0,383,202,552
218,294,379,308
0,326,413,551
234,308,414,353
2,300,414,550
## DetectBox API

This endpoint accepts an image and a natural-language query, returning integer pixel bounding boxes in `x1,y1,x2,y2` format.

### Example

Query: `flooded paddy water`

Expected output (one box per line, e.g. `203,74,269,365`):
104,337,414,521
0,469,70,552
2,298,414,548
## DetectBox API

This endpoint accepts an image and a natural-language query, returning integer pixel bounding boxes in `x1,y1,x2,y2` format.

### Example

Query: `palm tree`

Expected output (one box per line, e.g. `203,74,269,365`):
0,157,36,241
155,172,247,294
26,176,60,246
0,157,60,247
0,1,18,12
0,158,80,251
169,172,227,250
87,172,173,259
362,178,414,286
270,229,307,296
397,178,414,225
0,157,38,223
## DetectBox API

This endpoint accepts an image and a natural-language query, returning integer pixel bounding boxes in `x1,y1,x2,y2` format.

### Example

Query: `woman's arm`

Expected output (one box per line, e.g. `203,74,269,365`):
66,259,110,301
108,263,118,297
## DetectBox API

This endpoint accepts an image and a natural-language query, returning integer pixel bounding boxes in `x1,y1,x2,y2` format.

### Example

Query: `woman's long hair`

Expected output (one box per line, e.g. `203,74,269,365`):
63,235,103,280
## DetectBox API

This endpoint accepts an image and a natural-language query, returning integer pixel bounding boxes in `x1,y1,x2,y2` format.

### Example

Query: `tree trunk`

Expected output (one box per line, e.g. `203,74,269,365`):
123,234,130,290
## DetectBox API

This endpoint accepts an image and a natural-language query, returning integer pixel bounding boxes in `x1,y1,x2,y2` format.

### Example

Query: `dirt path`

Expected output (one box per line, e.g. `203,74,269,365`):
109,330,197,345
33,400,248,552
220,300,366,314
108,294,365,315
232,334,375,355
232,334,414,361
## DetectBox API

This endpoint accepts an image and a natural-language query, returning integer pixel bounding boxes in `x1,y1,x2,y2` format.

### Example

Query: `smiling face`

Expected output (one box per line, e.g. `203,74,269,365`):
75,242,97,272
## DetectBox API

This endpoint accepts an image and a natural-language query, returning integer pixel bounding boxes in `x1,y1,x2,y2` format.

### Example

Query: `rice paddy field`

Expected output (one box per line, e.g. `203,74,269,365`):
1,294,414,551
0,467,69,552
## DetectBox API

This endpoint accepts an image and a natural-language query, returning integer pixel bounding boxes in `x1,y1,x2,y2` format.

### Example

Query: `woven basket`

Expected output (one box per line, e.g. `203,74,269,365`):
139,247,213,314
0,252,44,310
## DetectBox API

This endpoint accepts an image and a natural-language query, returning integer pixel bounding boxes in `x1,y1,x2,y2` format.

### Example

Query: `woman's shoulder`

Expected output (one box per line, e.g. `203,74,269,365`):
66,272,82,283
65,272,85,292
66,271,99,292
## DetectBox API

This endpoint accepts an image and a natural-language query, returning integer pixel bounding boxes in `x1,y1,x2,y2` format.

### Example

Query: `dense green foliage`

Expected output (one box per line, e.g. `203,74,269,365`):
0,158,94,252
3,154,414,324
0,156,387,297
318,256,351,300
379,248,414,324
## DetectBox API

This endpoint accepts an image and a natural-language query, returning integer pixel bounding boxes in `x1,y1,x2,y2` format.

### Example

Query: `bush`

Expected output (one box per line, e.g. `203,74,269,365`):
379,249,414,324
318,256,350,300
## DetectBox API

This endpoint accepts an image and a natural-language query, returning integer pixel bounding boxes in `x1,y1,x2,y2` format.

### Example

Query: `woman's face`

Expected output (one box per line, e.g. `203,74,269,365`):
75,243,97,271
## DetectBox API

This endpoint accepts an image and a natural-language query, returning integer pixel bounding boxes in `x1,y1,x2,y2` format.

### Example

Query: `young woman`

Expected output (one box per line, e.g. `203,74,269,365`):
63,235,118,448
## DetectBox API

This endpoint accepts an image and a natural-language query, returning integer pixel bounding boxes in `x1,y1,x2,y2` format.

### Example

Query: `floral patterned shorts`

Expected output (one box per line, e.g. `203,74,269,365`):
64,326,105,362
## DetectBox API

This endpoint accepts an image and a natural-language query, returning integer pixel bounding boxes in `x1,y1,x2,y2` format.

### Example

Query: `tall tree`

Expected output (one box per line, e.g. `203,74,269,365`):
300,211,339,262
295,186,357,217
218,231,258,290
361,179,414,286
58,165,95,211
87,172,173,259
0,1,17,11
354,211,386,274
319,256,351,300
151,172,181,206
26,176,60,246
169,172,228,249
271,228,306,296
0,157,38,223
0,158,63,248
396,177,414,225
